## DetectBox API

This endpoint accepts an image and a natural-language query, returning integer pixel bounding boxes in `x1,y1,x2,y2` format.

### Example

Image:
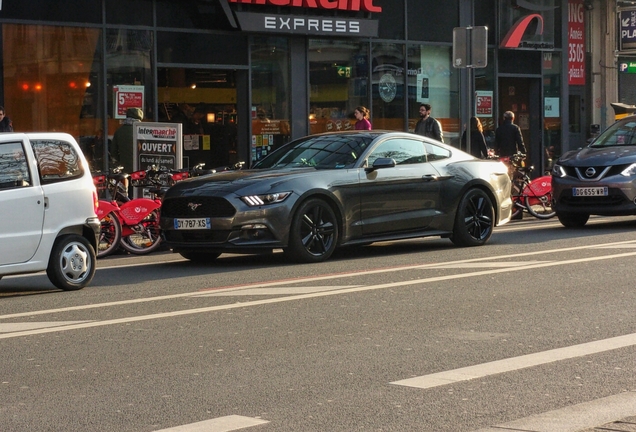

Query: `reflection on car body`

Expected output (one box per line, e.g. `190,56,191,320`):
160,131,512,263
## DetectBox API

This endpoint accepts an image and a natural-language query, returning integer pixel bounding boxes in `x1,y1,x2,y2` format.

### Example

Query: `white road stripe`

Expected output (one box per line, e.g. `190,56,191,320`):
4,249,636,340
2,239,636,321
197,285,362,296
391,332,636,390
472,391,636,432
0,321,91,333
152,416,268,432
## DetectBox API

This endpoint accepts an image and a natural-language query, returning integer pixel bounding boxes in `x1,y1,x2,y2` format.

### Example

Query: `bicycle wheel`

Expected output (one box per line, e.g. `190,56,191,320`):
119,209,162,255
526,192,556,219
510,175,525,219
97,211,122,258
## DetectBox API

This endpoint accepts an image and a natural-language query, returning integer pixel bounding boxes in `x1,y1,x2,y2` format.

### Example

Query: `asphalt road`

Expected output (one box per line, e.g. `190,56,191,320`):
1,216,636,432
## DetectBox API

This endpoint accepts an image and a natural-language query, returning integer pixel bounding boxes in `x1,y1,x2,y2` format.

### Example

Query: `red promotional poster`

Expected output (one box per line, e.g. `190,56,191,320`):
568,0,585,85
475,91,493,117
113,85,145,119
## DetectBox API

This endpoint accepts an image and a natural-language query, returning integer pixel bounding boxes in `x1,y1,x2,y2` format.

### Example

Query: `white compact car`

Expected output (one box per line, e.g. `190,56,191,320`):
0,133,99,290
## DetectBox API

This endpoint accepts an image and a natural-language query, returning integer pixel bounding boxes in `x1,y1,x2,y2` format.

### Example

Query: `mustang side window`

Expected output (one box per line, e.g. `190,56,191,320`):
30,139,83,184
0,142,31,189
367,138,427,166
424,142,451,161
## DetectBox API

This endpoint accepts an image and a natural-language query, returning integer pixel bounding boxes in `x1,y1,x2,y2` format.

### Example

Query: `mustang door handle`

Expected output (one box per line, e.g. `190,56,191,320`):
422,174,438,181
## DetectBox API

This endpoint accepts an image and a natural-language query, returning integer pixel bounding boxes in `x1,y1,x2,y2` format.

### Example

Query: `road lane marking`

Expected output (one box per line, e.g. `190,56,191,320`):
427,261,550,268
196,285,362,296
0,321,91,333
472,391,636,432
152,416,268,432
4,249,636,339
2,239,636,321
391,332,636,390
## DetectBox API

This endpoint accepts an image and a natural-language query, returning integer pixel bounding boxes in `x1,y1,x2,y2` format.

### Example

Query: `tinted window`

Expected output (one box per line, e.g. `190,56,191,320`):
0,142,31,189
424,142,451,161
254,134,373,169
30,139,84,183
368,138,426,165
591,119,636,147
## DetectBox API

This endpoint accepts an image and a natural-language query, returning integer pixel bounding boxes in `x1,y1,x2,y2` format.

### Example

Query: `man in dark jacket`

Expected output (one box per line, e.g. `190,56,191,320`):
494,111,526,156
414,103,443,142
0,106,14,132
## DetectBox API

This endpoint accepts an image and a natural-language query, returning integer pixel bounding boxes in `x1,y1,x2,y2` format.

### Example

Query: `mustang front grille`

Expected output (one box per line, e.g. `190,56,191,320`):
161,197,236,218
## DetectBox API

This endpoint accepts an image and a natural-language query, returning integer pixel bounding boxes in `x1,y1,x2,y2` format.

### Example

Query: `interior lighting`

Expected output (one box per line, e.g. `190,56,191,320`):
207,113,215,122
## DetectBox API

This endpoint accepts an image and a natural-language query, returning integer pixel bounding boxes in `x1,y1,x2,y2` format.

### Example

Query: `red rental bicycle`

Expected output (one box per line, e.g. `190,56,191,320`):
499,153,555,220
93,168,164,257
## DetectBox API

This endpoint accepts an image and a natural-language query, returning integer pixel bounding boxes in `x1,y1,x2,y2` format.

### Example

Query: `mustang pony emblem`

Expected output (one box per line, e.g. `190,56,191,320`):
188,203,202,211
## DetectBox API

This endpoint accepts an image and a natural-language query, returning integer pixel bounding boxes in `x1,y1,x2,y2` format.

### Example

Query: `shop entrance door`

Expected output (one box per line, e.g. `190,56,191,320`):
498,77,543,175
157,68,238,170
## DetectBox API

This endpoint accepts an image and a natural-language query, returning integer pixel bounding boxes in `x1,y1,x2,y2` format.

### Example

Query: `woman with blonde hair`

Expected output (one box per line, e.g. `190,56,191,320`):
353,106,372,130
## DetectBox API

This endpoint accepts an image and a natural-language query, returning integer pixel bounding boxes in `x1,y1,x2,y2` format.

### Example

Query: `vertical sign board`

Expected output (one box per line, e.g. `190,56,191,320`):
568,0,585,85
113,85,145,120
620,9,636,51
133,122,182,197
475,91,493,118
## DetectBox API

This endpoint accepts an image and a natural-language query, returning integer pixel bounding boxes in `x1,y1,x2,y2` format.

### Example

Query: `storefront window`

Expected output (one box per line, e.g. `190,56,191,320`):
250,37,291,164
543,51,562,172
106,28,154,170
2,24,104,169
406,44,459,145
309,39,369,134
372,43,405,131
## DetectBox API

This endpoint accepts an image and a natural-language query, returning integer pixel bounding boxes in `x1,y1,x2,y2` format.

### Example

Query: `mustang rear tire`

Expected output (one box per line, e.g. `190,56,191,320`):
450,189,494,247
286,198,338,263
46,234,96,291
557,212,589,227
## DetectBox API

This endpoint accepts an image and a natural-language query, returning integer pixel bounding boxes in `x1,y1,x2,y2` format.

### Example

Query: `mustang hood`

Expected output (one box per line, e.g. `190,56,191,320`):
559,146,636,166
165,167,318,196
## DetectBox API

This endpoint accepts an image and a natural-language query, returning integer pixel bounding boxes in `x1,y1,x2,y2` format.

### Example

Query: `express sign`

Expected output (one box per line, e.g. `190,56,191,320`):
228,0,382,13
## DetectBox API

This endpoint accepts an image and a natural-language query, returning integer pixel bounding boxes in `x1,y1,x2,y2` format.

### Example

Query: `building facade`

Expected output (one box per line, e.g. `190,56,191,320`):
0,0,620,174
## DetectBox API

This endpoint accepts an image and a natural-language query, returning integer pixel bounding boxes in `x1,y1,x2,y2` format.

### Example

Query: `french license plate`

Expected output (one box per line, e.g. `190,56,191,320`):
572,187,608,197
174,218,211,230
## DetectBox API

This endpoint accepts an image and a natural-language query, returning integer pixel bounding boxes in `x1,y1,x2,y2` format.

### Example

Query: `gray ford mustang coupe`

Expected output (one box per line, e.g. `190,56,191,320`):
160,131,512,263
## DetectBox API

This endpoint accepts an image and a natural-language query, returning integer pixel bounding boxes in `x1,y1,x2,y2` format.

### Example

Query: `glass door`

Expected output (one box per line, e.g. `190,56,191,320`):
157,68,238,169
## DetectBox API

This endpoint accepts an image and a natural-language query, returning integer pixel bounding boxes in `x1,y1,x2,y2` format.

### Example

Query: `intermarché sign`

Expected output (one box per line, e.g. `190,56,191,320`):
228,0,382,13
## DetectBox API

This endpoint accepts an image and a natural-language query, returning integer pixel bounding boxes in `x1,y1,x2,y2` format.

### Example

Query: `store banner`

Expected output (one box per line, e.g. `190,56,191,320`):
567,0,585,85
235,12,378,37
620,9,636,51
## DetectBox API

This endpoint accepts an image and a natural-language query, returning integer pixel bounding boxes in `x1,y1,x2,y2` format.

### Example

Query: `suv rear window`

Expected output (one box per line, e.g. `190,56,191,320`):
31,139,84,183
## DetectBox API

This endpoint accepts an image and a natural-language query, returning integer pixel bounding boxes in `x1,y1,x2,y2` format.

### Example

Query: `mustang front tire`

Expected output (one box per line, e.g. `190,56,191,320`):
450,189,494,247
286,198,338,263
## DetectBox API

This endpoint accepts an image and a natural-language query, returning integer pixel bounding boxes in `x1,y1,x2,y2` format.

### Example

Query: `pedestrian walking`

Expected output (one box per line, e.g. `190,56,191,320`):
0,106,14,132
494,111,526,157
461,116,489,159
414,103,443,142
354,106,372,130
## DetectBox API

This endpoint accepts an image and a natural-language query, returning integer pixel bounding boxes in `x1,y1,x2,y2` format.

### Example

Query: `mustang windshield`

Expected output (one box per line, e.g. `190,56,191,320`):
253,134,374,169
590,119,636,148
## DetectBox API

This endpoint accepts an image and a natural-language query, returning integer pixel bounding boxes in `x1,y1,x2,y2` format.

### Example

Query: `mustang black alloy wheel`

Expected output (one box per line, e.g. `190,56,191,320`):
286,198,339,263
450,188,494,247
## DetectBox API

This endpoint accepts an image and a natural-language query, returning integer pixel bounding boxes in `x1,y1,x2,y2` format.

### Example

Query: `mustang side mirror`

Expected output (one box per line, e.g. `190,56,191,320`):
365,157,396,173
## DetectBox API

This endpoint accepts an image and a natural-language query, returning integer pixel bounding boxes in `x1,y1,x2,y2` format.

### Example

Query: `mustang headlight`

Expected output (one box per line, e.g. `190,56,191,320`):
241,192,291,206
621,163,636,176
552,163,566,178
